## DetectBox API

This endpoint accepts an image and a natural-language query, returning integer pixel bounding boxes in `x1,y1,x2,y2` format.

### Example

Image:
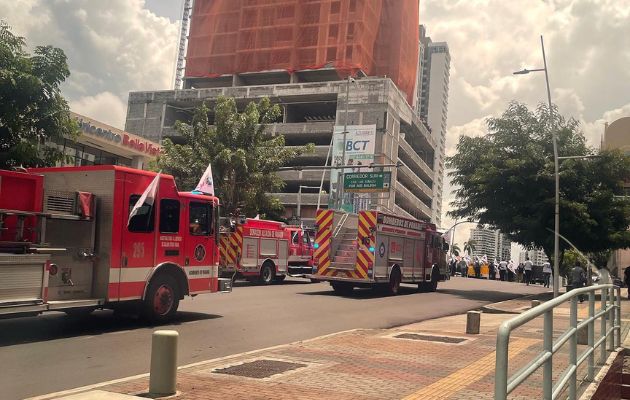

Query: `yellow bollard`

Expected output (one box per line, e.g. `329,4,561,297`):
149,330,179,396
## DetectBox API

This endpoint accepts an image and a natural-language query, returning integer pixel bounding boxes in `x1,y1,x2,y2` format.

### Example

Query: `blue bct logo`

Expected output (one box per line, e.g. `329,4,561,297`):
379,242,386,258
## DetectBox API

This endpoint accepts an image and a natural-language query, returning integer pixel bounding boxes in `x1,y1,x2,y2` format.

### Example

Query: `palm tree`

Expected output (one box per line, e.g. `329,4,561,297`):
450,244,461,256
463,240,476,256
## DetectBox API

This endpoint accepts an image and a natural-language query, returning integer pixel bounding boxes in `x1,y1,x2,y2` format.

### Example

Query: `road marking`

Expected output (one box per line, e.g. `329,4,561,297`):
403,338,539,400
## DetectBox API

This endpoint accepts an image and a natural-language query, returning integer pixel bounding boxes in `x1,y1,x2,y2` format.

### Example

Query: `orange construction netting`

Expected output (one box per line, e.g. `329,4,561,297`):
185,0,419,105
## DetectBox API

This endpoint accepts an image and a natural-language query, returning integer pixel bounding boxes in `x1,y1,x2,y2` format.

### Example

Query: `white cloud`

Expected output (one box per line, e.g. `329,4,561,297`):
69,92,127,128
1,0,179,130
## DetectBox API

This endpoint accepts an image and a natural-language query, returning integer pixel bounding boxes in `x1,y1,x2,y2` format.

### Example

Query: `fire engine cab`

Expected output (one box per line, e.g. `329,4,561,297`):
311,209,448,295
219,218,314,284
0,166,231,321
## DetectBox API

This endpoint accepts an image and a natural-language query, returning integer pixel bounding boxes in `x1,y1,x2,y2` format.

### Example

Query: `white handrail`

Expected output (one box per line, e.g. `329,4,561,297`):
495,284,621,400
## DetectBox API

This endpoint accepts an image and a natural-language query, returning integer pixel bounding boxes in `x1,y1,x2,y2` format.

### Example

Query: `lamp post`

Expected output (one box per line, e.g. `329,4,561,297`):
336,75,355,209
513,35,560,297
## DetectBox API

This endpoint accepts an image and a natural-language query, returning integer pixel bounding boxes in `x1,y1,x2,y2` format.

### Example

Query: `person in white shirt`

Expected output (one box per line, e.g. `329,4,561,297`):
542,261,552,288
524,257,534,285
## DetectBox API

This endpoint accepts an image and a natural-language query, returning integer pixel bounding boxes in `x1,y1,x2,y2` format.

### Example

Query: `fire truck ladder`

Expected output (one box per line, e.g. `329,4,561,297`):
329,213,358,272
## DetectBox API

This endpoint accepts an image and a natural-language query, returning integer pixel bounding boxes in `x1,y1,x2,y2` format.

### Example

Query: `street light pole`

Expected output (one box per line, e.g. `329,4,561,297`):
337,75,353,209
513,35,559,297
540,35,560,299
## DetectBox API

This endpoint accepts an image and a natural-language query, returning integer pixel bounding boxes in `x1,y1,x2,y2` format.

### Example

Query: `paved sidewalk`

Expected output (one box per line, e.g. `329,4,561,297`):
35,291,630,400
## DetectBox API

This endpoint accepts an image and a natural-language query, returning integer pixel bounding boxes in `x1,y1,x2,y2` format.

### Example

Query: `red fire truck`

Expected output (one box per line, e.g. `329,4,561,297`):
310,209,448,295
219,218,314,284
0,166,231,321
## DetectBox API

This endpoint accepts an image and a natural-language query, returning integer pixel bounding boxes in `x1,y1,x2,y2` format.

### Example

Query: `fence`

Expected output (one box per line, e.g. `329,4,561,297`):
495,284,621,400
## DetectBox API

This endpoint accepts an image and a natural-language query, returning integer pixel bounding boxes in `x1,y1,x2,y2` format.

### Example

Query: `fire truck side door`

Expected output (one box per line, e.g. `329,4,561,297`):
118,175,158,300
185,201,217,292
414,238,426,281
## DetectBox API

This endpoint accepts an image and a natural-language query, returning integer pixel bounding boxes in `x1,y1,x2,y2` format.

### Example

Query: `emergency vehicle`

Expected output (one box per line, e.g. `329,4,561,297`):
0,166,231,321
219,218,314,284
310,209,448,295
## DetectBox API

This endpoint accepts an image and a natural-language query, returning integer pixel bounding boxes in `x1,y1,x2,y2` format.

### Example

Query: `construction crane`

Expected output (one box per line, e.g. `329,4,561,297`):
174,0,194,89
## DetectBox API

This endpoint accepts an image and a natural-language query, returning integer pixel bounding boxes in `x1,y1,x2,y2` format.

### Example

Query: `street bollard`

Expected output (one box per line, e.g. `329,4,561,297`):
149,330,179,396
466,311,481,334
531,299,541,308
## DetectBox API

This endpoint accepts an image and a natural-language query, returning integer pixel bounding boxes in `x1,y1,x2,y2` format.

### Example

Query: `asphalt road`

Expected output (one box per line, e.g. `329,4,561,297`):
0,277,546,399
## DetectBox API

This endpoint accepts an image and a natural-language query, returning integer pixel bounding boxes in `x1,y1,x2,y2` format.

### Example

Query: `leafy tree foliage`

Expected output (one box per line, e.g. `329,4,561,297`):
448,102,630,263
0,21,78,168
157,96,314,218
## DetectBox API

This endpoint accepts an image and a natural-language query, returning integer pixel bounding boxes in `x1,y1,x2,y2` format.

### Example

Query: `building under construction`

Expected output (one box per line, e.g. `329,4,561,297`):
125,0,438,224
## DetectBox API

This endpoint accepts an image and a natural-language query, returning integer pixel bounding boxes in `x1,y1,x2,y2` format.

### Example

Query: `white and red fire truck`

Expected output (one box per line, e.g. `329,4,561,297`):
0,166,231,321
219,218,314,284
310,209,448,295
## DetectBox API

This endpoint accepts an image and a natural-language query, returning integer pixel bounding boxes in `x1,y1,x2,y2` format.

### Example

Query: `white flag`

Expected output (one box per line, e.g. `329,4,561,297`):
128,172,160,227
195,163,215,196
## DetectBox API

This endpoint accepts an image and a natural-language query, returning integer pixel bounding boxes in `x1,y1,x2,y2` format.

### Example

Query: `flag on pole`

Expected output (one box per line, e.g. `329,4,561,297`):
128,172,160,227
194,163,215,196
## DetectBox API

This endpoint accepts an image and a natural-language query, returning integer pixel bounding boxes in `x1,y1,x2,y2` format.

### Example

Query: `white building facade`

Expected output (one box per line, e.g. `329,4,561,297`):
469,226,511,261
519,249,550,266
417,25,450,227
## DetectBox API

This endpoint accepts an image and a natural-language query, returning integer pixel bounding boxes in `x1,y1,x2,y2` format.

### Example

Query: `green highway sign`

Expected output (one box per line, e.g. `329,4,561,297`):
343,172,392,193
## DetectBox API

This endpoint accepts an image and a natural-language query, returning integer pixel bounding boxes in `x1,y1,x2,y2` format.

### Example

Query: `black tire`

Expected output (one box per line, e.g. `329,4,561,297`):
429,268,439,292
274,274,286,283
388,268,402,296
331,282,353,295
143,274,180,322
259,262,275,285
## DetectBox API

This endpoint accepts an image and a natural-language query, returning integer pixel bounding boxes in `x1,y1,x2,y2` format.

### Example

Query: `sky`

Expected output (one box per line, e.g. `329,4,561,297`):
2,0,630,257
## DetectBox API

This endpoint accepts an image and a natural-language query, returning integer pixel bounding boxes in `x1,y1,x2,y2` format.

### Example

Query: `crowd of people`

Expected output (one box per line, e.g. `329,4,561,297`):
448,255,553,287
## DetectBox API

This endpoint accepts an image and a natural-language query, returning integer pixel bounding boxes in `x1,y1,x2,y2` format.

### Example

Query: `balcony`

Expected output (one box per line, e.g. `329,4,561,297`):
397,160,433,202
394,182,432,221
398,138,434,184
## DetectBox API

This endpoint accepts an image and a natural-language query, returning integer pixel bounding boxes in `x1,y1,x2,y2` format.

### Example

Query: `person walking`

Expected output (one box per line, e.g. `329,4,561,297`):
517,263,524,283
474,256,481,278
624,266,630,299
499,260,508,281
523,257,533,286
571,261,587,302
542,261,552,288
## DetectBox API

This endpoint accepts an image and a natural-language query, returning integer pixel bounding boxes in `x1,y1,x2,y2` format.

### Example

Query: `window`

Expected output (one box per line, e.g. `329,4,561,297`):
189,202,212,236
160,199,180,233
303,232,312,245
128,194,155,233
292,231,299,244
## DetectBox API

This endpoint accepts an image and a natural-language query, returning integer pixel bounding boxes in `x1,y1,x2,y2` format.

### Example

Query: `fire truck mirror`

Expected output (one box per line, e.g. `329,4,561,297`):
443,241,449,251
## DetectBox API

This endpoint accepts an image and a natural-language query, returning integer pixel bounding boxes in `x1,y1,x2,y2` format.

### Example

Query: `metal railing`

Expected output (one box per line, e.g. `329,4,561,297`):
495,284,621,400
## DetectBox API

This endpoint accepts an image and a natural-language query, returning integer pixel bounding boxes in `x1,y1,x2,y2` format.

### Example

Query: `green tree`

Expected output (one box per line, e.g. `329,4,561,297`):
463,240,476,256
0,21,78,168
157,97,314,218
450,243,461,256
448,102,630,264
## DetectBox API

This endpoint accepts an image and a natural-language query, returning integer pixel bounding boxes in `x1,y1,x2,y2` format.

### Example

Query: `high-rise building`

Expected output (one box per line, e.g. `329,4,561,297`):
519,249,549,266
417,25,450,227
125,1,438,226
469,226,511,261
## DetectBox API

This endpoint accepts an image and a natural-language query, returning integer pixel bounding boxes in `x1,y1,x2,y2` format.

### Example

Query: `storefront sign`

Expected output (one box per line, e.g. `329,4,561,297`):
77,118,160,156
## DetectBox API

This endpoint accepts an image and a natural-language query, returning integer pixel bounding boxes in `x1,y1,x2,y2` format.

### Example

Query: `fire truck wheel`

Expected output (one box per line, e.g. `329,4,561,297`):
143,274,180,322
429,269,439,292
259,262,275,285
331,282,353,295
388,268,402,296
